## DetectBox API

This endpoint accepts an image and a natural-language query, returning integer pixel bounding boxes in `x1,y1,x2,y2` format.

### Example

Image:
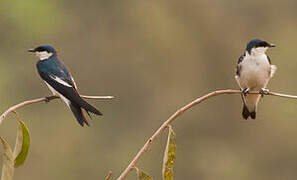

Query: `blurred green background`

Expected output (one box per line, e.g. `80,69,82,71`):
1,0,297,179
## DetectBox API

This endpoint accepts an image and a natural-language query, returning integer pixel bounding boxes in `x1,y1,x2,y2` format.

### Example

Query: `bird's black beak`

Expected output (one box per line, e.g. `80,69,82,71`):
269,43,276,48
28,49,35,52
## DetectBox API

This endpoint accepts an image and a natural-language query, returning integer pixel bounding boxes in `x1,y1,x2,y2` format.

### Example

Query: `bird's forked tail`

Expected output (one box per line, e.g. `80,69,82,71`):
242,104,256,119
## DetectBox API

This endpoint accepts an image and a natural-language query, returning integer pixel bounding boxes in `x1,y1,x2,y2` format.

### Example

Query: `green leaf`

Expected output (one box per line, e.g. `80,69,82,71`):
162,126,176,180
13,120,31,168
105,171,112,180
0,137,14,180
136,168,153,180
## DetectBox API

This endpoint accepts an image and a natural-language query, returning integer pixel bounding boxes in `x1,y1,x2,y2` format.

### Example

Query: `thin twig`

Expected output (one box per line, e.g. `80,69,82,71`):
105,170,112,180
0,95,114,125
117,89,297,180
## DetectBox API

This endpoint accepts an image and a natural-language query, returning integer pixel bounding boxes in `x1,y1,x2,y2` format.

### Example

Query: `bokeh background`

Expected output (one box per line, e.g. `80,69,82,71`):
1,0,297,179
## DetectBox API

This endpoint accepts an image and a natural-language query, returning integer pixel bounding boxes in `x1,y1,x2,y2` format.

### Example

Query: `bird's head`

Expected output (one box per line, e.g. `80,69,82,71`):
246,39,275,55
28,45,57,60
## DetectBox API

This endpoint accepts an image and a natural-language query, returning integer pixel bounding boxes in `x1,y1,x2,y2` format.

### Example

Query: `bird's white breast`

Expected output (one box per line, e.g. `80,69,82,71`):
238,53,271,90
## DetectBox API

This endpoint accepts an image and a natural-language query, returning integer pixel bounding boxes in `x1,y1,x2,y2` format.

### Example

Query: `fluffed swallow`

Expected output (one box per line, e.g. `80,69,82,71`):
235,39,277,119
29,45,102,126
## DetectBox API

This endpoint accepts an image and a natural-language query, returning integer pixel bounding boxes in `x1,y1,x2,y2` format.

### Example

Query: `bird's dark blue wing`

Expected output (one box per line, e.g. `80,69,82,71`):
37,58,75,87
237,54,245,64
236,54,245,76
266,55,271,64
39,71,102,116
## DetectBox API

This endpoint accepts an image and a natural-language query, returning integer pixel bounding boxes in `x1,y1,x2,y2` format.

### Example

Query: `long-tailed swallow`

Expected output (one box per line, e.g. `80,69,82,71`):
29,45,102,126
235,39,277,119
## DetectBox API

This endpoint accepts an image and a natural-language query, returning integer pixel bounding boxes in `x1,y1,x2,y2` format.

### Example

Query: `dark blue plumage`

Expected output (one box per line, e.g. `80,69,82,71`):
29,45,102,126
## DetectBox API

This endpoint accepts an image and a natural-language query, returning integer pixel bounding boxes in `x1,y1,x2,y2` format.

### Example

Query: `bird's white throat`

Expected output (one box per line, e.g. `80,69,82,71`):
36,51,53,60
250,47,268,56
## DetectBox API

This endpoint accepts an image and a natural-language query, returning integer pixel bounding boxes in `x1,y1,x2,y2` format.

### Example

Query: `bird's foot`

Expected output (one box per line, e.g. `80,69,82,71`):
45,96,55,103
259,88,270,98
242,88,250,96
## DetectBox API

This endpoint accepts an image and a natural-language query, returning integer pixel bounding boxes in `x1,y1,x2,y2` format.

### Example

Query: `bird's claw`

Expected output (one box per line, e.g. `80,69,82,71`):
259,88,269,97
45,96,52,103
242,88,250,96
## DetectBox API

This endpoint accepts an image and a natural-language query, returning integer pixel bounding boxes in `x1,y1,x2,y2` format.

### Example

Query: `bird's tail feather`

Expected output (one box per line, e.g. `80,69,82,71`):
69,103,90,126
242,104,256,119
76,98,103,116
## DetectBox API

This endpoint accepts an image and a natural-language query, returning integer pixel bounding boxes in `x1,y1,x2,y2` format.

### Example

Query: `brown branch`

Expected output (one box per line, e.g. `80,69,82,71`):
117,89,297,180
0,95,114,125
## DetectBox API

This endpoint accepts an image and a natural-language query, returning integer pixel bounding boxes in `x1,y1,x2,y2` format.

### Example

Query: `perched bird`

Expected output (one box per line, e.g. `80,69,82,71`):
28,45,102,126
235,39,277,119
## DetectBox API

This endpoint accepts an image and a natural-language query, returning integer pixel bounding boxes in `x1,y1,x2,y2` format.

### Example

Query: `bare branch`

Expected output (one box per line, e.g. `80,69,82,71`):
0,95,114,125
117,89,297,180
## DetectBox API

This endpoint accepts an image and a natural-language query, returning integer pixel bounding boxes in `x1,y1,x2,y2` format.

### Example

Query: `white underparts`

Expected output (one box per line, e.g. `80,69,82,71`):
36,51,53,60
235,49,277,112
250,47,268,56
237,51,273,90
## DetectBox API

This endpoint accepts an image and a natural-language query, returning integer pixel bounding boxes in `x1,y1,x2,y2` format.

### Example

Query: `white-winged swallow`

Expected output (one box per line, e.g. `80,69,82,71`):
29,45,102,126
235,39,277,119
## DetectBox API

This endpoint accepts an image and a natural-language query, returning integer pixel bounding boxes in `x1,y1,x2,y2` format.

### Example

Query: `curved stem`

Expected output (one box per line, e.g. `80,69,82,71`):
0,95,114,125
117,89,297,180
